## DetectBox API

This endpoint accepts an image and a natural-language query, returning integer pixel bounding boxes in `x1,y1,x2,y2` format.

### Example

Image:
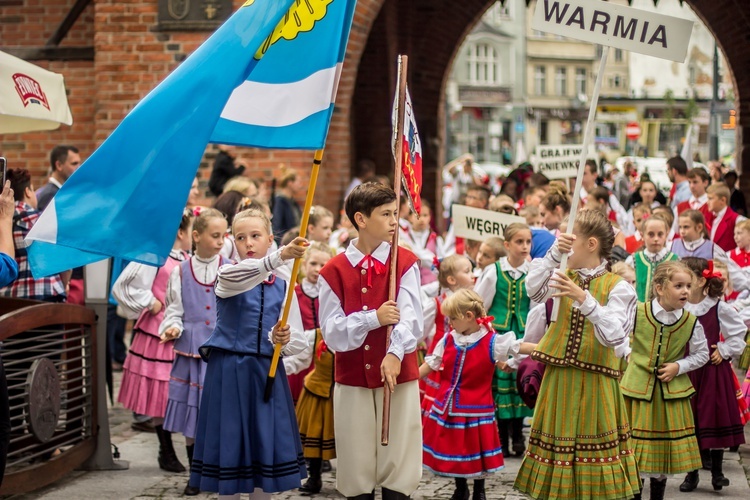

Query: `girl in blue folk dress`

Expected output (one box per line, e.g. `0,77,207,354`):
188,208,310,500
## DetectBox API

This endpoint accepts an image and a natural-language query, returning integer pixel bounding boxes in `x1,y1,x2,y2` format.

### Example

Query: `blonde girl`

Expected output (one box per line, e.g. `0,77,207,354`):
188,209,310,498
420,289,535,500
160,208,228,495
626,215,678,302
515,209,640,500
284,242,335,495
475,223,533,458
307,205,335,244
621,261,708,499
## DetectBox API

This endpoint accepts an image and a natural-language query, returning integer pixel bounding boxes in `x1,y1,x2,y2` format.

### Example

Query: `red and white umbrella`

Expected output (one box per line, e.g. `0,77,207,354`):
0,50,73,133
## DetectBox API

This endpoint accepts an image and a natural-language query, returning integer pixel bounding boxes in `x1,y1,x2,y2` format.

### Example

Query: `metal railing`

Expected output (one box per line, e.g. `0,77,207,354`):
0,299,97,495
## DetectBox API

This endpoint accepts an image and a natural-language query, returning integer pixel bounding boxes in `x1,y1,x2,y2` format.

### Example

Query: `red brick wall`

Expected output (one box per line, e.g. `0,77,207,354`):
2,0,750,213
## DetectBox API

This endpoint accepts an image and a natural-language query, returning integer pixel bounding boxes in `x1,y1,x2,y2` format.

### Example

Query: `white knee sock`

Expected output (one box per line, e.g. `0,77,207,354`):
249,489,271,500
218,495,241,500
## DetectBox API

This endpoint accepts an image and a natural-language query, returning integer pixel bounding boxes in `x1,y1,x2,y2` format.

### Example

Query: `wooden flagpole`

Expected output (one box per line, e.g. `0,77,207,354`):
382,54,408,446
550,46,609,321
264,149,324,401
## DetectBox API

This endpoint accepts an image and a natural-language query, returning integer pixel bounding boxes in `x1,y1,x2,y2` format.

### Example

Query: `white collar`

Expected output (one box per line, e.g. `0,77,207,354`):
48,177,63,189
194,254,219,264
450,324,491,346
681,237,710,252
690,194,708,206
344,239,391,267
574,259,608,278
651,298,684,323
169,248,187,261
499,256,530,275
643,247,669,262
713,206,727,219
301,279,319,298
685,295,718,316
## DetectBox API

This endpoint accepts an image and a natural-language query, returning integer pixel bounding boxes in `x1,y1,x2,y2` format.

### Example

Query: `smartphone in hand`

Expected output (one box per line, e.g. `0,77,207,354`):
0,157,6,194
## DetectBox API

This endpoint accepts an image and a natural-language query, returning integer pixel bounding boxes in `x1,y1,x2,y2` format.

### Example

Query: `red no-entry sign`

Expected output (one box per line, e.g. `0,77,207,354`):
626,121,641,141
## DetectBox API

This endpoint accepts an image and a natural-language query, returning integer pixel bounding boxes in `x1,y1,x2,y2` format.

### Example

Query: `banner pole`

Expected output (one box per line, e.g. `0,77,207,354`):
551,46,609,322
264,149,324,401
382,54,408,446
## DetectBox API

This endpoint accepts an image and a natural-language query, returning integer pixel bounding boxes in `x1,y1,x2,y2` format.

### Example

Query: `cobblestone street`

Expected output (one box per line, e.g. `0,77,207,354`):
6,373,750,499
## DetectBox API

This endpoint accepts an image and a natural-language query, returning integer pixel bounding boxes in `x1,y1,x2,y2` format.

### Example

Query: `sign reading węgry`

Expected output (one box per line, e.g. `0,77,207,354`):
452,205,526,241
534,144,596,180
532,0,693,63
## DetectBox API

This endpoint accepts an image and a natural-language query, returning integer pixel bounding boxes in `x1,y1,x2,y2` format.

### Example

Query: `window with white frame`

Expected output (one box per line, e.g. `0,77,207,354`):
555,67,567,96
467,43,498,84
534,66,547,95
575,68,587,96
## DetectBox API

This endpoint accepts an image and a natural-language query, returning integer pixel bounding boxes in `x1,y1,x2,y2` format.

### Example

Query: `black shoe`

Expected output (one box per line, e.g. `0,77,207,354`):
699,448,712,471
450,478,469,500
710,449,730,490
183,483,200,496
381,488,410,500
649,477,666,500
347,494,374,500
155,425,186,473
679,470,699,492
130,419,156,433
322,459,332,473
633,477,644,500
472,478,486,500
299,476,323,495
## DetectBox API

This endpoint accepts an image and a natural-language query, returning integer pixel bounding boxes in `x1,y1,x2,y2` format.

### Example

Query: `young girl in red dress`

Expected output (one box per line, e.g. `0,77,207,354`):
419,289,535,500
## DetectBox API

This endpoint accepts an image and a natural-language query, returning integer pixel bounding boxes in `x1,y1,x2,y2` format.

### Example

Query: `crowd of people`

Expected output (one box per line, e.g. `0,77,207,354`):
3,144,750,500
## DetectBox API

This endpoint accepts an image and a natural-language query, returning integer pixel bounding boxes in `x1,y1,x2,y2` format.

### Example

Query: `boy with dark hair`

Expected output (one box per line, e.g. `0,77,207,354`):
667,155,691,209
319,183,423,500
676,168,711,218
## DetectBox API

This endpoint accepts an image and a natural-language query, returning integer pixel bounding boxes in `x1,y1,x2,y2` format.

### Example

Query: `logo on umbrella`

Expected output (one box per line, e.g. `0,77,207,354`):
13,73,50,110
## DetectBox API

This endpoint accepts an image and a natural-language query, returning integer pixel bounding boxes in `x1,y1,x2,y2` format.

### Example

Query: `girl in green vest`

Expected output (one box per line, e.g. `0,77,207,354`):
475,223,533,458
621,261,708,500
626,215,679,302
514,209,640,500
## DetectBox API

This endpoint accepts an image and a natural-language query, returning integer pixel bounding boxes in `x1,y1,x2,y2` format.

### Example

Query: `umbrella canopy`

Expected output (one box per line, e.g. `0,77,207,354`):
0,50,73,134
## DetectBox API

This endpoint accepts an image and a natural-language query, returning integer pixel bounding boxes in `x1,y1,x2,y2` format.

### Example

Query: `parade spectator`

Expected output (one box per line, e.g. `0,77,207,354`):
344,159,376,200
208,145,247,197
614,161,634,209
222,176,259,198
709,161,726,185
628,173,668,207
36,145,81,212
186,176,202,210
0,169,65,302
442,154,481,206
724,170,747,216
667,156,691,209
272,167,303,244
0,179,19,489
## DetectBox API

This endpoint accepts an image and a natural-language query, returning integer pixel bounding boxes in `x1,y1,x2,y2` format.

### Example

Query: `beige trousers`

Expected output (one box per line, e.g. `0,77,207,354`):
333,381,423,497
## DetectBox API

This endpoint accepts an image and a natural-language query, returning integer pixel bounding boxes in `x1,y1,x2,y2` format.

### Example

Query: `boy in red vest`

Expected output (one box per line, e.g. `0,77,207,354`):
707,183,746,252
319,183,423,500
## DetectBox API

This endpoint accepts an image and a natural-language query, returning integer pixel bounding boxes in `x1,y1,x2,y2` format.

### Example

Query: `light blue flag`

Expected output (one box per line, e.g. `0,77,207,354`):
26,0,356,278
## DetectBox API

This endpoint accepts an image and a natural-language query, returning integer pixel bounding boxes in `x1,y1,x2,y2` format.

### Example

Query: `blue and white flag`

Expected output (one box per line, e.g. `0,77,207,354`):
27,0,356,277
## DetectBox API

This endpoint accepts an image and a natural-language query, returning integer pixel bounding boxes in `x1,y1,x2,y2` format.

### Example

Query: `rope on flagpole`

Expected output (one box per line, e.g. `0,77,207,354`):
264,149,324,402
550,46,609,322
382,54,409,446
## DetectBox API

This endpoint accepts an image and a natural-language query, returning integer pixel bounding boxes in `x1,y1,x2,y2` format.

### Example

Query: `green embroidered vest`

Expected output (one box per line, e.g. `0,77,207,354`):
531,271,623,378
620,302,697,401
488,262,529,336
634,251,679,302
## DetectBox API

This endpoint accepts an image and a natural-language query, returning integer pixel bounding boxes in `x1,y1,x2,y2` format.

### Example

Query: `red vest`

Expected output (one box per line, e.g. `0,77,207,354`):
320,246,420,389
294,285,319,330
730,247,750,268
708,208,740,252
677,200,712,229
429,294,447,353
431,331,496,417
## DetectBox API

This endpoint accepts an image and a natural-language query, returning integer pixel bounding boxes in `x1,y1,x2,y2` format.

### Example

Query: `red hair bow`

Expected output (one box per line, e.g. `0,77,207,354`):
192,206,203,217
476,316,495,329
432,256,441,271
702,260,723,280
316,339,328,359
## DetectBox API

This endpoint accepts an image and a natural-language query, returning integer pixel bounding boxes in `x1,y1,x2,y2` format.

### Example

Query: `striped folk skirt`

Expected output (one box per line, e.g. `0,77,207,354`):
493,367,533,421
738,330,750,371
624,383,702,475
514,365,640,500
295,387,336,460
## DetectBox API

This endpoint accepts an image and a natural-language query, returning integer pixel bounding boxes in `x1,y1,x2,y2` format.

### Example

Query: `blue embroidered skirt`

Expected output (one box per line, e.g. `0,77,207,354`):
188,350,306,494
